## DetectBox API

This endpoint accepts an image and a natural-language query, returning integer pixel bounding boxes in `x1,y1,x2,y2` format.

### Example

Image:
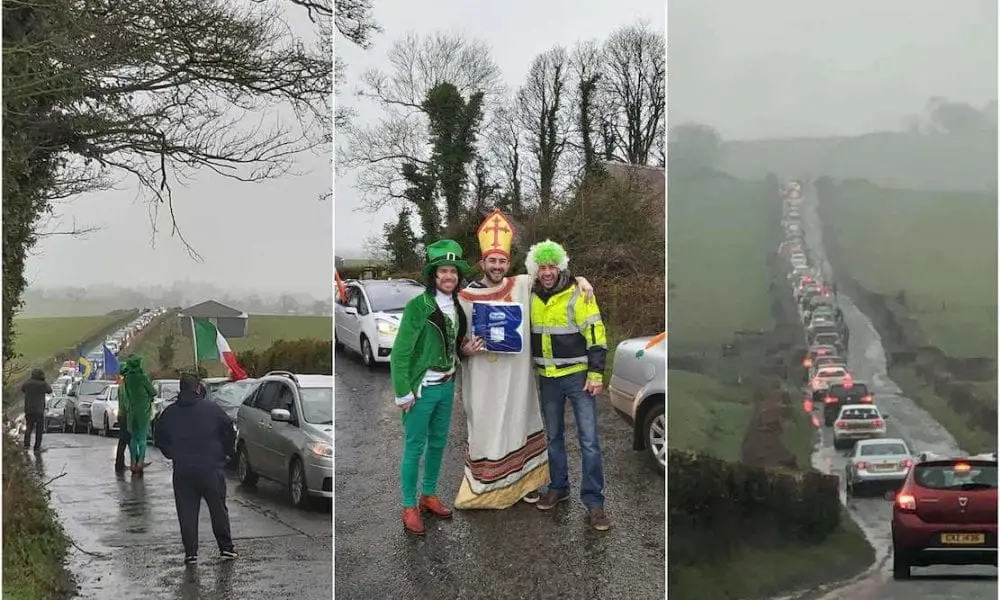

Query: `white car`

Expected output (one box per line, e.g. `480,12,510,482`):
811,365,850,393
833,404,887,450
335,279,424,367
845,438,913,497
91,384,121,437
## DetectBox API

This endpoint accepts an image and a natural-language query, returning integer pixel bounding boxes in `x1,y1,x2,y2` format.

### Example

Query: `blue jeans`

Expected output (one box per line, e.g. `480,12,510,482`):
538,371,605,509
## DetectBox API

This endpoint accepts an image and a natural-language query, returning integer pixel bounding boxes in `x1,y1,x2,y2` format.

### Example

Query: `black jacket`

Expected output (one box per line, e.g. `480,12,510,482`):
22,372,52,415
153,388,235,470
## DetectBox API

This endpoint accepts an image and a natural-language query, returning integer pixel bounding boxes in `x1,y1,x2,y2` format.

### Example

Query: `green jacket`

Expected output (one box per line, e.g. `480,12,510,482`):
390,291,467,399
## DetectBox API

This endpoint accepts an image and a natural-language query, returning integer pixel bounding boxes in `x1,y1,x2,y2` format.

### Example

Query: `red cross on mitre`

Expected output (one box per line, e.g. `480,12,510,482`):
476,209,516,259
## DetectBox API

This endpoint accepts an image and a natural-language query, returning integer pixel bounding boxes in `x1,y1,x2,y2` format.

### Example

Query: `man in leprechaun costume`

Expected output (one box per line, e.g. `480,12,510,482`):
390,239,473,535
454,210,593,509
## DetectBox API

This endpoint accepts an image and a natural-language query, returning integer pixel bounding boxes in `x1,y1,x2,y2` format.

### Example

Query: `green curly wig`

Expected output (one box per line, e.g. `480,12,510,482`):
525,239,569,276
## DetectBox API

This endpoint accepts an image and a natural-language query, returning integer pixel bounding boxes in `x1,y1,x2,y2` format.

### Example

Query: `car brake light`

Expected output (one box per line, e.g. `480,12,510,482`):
856,461,868,470
873,419,884,428
811,378,821,389
835,421,847,429
901,459,913,469
896,493,916,512
824,396,836,404
803,358,812,368
954,462,971,473
861,395,873,403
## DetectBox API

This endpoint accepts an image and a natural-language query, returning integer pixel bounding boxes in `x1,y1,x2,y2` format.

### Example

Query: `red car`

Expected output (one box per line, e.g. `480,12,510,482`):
891,453,998,579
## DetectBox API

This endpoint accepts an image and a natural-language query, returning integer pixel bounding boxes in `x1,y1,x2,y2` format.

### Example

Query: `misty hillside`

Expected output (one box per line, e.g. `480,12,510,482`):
719,132,997,192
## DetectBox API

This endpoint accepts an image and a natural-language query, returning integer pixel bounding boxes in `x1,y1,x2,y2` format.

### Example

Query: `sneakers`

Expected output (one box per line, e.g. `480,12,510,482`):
220,550,238,560
535,490,569,511
521,490,541,504
184,555,198,565
588,507,611,531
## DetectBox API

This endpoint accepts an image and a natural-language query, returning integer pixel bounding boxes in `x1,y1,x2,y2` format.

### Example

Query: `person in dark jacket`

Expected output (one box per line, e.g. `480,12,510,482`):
153,373,237,564
21,369,52,453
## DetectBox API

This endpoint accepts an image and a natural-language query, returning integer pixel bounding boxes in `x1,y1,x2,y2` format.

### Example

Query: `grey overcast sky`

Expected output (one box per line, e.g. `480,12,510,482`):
24,3,332,299
668,0,997,140
334,0,666,257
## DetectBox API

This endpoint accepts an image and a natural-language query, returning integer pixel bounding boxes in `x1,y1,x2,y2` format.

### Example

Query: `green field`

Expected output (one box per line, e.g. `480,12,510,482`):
668,173,778,354
133,314,331,375
667,370,754,462
7,315,122,376
821,184,997,358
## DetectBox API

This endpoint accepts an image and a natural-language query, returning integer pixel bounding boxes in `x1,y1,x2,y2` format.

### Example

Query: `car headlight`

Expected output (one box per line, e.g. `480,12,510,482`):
308,442,333,457
376,320,398,336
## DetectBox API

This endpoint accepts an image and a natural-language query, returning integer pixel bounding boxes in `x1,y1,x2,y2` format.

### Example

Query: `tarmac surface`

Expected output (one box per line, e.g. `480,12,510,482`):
334,353,665,600
785,187,997,600
36,432,332,599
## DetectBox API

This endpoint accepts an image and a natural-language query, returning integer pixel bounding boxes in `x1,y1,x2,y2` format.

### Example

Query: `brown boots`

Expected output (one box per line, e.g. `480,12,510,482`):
402,495,453,536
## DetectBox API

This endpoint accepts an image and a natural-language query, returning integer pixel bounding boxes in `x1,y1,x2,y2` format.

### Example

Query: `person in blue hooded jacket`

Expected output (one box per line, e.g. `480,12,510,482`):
154,373,237,565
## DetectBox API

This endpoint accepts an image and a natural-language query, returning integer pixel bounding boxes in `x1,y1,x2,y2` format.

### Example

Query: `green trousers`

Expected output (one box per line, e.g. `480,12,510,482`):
129,420,149,464
400,379,455,508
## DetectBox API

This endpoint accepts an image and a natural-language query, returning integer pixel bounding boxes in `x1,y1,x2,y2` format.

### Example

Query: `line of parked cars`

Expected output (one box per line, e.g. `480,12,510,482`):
779,179,996,579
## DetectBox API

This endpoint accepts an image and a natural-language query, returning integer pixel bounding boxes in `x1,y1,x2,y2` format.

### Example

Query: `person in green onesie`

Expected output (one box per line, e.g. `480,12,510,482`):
390,239,482,536
119,354,157,476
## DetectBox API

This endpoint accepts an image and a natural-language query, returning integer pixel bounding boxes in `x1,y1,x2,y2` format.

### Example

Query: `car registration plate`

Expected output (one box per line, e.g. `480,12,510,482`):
872,464,895,471
940,533,985,545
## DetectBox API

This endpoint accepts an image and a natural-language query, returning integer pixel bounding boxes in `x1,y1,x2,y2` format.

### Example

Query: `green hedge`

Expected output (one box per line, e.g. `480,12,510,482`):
668,450,841,567
236,339,332,376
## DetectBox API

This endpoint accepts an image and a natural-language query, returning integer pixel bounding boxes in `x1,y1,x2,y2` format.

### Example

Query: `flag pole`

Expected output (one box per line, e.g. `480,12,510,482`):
190,316,200,373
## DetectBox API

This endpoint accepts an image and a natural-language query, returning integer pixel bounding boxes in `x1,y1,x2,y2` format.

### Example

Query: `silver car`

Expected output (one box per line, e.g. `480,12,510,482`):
845,438,913,497
607,336,666,475
236,372,333,509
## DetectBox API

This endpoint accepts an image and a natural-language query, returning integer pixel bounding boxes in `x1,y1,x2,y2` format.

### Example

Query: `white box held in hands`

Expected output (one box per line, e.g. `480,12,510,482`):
471,301,524,354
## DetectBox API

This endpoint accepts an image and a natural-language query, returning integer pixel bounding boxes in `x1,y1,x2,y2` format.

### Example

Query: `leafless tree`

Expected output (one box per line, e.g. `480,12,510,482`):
484,101,526,215
602,22,665,165
517,46,571,213
341,31,503,211
334,0,380,129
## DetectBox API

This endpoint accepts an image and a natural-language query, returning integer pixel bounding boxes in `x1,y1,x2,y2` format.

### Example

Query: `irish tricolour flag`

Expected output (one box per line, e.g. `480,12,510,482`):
192,318,248,380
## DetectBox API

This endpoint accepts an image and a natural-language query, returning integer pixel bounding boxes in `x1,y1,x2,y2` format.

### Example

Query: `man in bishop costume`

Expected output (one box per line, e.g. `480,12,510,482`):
455,210,592,509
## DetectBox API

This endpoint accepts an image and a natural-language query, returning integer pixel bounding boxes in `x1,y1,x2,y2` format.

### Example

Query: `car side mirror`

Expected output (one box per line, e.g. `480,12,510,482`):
882,414,891,420
344,307,358,316
270,408,292,423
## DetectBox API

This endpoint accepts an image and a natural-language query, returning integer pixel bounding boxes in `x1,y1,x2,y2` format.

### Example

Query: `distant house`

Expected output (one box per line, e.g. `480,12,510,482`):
177,300,248,338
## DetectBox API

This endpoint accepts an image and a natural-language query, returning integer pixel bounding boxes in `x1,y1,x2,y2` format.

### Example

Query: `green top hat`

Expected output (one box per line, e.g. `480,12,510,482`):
421,239,470,279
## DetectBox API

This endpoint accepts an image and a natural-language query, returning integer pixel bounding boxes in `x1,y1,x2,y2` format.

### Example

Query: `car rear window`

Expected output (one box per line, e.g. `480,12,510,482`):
831,383,869,397
914,462,997,490
818,368,845,378
860,442,907,456
839,408,878,420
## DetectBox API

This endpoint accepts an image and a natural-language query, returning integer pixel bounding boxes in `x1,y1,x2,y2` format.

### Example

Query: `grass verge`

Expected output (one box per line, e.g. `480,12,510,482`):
2,437,73,599
889,364,996,454
669,510,874,600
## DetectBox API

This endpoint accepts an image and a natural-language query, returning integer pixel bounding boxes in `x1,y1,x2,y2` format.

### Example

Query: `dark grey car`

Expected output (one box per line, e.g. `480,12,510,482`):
64,379,113,433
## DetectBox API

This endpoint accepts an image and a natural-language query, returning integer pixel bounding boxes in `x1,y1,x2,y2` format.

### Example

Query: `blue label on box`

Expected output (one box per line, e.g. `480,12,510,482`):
471,302,524,354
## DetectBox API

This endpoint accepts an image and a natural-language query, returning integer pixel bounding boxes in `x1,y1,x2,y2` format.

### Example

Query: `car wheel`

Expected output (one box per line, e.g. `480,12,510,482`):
334,332,344,351
103,416,112,437
87,420,94,435
642,401,666,475
892,547,911,580
237,443,259,488
289,457,313,509
361,335,375,368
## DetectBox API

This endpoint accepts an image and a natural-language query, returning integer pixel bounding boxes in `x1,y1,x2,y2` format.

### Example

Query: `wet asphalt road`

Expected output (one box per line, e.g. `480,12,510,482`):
334,352,665,600
792,189,997,599
36,433,331,599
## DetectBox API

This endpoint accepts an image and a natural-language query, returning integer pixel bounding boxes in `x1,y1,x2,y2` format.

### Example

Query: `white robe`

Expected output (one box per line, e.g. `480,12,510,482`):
454,274,550,509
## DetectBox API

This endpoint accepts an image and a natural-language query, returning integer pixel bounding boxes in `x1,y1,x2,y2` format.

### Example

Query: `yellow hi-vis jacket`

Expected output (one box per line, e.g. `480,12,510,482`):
530,283,608,382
